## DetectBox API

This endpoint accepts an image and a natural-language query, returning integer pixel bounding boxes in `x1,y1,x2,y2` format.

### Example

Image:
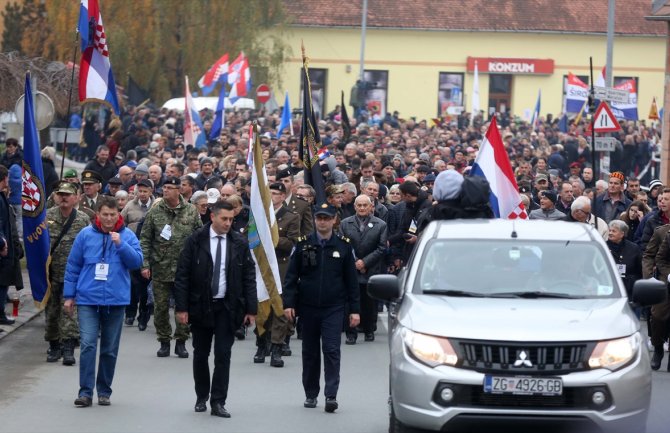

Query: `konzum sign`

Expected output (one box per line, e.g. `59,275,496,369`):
467,57,554,75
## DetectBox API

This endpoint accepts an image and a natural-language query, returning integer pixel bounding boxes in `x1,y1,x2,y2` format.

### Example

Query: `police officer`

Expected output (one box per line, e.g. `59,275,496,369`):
45,181,90,364
283,203,360,413
140,176,202,358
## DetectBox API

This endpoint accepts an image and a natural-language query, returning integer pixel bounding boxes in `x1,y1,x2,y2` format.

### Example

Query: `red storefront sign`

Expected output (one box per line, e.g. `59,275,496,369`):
467,57,554,75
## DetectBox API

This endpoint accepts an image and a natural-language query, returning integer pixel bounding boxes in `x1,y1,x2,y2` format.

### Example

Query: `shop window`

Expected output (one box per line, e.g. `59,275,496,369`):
300,68,327,119
363,70,389,119
438,72,464,116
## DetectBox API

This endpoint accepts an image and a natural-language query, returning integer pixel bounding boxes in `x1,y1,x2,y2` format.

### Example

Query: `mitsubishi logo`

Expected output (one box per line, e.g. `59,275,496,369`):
514,350,533,367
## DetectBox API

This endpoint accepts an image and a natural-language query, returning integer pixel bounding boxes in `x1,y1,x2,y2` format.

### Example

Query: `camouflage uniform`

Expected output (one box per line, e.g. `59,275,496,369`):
140,196,202,342
45,207,90,342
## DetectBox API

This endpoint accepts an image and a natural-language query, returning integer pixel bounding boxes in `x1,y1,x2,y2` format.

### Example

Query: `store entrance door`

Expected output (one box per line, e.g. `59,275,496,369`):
488,74,513,113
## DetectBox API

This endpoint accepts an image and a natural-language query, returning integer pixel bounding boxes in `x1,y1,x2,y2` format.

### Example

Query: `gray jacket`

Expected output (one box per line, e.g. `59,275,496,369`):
529,207,566,221
339,214,388,283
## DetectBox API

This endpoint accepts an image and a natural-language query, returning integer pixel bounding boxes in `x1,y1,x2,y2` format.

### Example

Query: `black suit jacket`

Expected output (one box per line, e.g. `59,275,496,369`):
174,224,257,329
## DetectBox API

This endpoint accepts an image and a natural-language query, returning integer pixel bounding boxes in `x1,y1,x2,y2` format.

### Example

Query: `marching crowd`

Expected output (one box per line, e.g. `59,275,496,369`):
1,102,669,414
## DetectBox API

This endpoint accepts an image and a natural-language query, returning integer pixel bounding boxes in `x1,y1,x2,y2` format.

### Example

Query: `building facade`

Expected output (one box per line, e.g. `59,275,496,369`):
277,0,665,122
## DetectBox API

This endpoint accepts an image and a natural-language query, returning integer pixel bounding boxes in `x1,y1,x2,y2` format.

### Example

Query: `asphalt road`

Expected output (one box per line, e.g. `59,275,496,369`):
0,312,669,433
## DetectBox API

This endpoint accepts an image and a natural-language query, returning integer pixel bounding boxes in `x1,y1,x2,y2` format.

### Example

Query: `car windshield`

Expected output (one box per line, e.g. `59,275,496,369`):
415,239,619,299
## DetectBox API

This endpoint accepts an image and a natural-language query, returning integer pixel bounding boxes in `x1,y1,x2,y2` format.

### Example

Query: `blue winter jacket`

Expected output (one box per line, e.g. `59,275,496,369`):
64,223,143,306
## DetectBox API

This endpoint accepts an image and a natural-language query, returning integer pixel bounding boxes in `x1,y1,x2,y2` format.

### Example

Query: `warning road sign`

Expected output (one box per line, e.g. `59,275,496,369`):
593,101,621,133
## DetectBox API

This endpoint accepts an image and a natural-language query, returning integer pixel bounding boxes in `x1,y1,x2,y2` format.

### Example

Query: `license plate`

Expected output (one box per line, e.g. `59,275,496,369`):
484,376,563,396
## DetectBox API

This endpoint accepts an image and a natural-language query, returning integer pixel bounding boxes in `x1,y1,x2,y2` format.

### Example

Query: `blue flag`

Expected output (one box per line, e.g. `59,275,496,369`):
21,73,51,304
209,86,226,141
530,89,541,131
557,114,568,133
277,91,293,136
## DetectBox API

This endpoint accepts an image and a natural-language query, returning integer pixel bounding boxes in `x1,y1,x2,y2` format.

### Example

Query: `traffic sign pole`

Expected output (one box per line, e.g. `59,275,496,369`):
589,57,597,179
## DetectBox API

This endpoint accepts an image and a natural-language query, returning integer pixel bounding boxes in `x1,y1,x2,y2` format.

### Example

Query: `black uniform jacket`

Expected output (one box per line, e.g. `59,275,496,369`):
174,224,257,329
282,232,360,314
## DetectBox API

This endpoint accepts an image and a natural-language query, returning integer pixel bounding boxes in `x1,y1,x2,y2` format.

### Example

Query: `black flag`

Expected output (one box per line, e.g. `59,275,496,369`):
340,90,352,145
127,74,150,106
299,44,327,205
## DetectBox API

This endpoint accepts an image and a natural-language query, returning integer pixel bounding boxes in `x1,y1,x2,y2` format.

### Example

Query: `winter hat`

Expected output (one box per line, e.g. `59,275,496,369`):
432,169,464,201
540,190,557,204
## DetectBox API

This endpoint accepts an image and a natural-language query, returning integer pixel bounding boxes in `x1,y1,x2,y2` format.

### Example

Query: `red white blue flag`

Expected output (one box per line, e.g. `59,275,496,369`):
595,67,638,120
184,76,207,149
198,53,229,96
471,116,527,219
78,0,119,114
565,73,589,113
228,52,251,102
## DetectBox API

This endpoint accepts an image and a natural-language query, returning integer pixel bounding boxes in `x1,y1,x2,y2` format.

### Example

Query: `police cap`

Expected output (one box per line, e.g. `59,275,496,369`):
313,203,337,217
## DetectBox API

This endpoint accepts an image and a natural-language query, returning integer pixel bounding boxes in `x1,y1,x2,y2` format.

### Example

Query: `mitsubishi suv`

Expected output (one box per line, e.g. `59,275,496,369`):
368,219,666,433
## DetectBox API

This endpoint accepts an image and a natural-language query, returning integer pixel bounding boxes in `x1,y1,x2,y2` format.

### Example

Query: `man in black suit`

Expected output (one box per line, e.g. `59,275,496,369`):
174,200,257,418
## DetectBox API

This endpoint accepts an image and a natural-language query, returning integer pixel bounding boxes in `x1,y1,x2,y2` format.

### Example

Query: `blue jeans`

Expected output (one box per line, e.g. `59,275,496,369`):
78,306,125,399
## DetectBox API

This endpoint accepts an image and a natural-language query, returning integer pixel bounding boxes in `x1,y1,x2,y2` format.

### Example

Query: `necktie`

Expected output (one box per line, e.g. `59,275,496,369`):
212,236,223,297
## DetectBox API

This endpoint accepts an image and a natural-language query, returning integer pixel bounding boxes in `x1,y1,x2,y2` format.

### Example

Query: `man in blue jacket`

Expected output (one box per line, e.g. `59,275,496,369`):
64,196,143,408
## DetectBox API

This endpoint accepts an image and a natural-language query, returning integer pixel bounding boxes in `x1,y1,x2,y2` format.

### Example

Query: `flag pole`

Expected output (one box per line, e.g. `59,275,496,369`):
59,30,80,179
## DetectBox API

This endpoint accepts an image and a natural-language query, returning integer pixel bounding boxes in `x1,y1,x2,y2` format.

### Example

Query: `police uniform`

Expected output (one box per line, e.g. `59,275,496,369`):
283,203,360,406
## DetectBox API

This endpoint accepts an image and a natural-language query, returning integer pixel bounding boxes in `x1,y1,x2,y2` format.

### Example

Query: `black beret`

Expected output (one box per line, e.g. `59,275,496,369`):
163,176,181,186
269,182,287,194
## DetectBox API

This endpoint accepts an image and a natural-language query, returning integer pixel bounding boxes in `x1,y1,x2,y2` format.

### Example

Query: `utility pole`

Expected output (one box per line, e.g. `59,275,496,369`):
359,0,368,81
606,0,615,86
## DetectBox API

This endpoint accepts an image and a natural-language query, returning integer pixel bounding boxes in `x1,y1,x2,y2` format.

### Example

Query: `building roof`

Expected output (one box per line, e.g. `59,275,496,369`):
283,0,665,36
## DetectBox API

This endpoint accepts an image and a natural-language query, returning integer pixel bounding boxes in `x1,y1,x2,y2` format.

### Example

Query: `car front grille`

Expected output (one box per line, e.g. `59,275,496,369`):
452,339,596,375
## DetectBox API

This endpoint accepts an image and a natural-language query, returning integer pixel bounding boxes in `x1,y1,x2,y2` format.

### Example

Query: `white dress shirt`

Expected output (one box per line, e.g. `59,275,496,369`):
209,227,227,298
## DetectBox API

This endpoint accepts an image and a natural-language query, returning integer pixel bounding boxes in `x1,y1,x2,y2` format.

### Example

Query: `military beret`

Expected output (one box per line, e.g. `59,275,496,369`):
269,182,287,194
81,170,103,184
163,176,181,186
55,181,78,195
63,168,78,179
313,202,337,217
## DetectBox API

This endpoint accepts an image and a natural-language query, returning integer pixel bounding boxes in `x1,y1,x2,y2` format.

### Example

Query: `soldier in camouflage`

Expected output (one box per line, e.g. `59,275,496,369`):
140,176,202,358
45,181,90,365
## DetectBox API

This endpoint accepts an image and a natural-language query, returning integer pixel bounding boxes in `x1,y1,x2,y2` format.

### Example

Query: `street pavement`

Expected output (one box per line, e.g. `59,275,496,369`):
1,284,670,432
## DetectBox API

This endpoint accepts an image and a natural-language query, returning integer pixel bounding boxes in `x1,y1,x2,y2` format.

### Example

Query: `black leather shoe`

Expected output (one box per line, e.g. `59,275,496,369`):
304,397,317,408
345,334,356,345
0,317,15,325
325,397,338,413
651,346,664,371
194,399,207,413
364,332,375,342
234,326,246,340
210,401,231,418
124,317,134,326
74,396,92,407
157,341,170,357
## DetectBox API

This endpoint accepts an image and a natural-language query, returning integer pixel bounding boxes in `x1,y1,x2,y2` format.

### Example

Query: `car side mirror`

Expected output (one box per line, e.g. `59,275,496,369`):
368,274,401,301
631,278,667,307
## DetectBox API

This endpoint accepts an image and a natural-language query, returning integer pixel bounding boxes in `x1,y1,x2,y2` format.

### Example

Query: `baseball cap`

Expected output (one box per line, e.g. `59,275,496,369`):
535,174,548,183
107,176,123,186
206,188,221,204
313,203,337,217
137,179,153,189
55,181,78,195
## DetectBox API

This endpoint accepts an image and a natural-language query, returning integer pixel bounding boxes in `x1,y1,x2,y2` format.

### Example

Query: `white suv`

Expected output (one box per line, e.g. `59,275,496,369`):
369,219,666,433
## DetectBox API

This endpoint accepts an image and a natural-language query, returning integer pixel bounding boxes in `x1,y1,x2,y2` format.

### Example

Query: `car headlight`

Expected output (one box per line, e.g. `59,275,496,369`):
402,328,458,367
588,333,640,371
